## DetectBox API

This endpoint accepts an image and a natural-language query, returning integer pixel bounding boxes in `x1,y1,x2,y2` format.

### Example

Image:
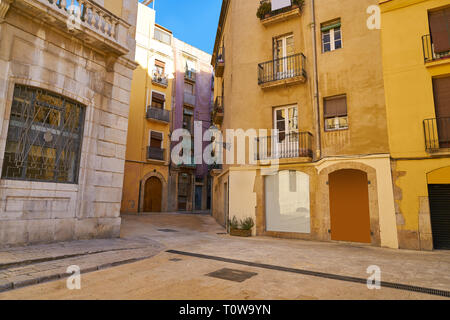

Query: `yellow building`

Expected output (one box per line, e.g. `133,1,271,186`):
121,3,174,213
380,0,450,250
210,0,399,248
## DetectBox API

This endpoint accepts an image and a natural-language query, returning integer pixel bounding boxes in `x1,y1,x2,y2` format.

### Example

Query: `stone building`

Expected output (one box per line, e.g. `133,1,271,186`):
210,0,399,249
0,0,138,246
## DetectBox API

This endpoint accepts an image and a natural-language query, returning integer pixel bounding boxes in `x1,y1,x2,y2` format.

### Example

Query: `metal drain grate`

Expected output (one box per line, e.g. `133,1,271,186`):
166,250,450,298
207,268,258,283
157,229,178,233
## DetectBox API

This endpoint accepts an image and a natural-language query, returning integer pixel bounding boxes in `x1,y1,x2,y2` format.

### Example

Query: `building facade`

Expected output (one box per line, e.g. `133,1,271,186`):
0,0,138,246
210,0,399,249
380,0,450,250
167,39,214,212
122,2,214,214
121,3,173,214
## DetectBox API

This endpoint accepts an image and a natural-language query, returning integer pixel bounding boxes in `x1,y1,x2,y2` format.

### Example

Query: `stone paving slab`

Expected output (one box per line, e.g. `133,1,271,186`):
0,237,163,293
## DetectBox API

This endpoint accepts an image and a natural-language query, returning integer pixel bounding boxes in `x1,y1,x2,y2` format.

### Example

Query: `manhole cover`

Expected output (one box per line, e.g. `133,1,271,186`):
169,258,182,262
157,229,178,233
206,268,257,283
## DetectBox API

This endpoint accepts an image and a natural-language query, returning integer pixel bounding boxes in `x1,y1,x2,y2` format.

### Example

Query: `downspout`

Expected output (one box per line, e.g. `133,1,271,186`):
310,0,321,160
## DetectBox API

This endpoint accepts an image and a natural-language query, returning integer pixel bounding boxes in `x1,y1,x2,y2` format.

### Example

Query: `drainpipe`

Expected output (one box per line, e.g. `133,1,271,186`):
310,0,321,160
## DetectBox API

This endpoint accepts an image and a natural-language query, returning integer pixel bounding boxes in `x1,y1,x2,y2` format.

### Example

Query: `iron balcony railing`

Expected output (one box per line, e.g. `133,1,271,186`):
147,146,165,161
255,132,313,160
184,92,196,106
258,53,306,85
424,117,450,152
146,106,170,123
422,34,450,63
185,69,196,82
152,70,169,87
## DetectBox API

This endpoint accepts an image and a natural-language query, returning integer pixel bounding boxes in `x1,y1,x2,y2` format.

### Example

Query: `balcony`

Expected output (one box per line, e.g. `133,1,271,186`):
258,53,306,89
146,106,170,123
257,0,304,27
184,92,196,107
255,132,313,161
152,70,169,88
424,117,450,152
13,0,130,57
185,69,196,82
147,147,165,161
212,96,224,125
422,34,450,63
215,46,225,77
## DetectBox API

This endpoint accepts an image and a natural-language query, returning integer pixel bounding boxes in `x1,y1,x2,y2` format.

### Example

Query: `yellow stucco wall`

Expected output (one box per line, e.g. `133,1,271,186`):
104,0,123,18
380,0,450,249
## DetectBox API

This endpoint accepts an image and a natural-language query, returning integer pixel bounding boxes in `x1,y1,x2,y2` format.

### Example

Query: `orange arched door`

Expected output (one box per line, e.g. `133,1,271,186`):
144,177,162,212
329,169,371,243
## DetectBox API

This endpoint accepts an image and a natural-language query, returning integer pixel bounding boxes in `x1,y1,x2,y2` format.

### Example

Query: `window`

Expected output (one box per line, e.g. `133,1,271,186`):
274,34,295,77
429,9,450,55
321,20,342,53
154,60,165,75
274,106,298,142
1,85,85,183
149,131,163,149
154,28,171,45
324,95,348,131
151,91,165,109
184,82,194,95
183,108,194,134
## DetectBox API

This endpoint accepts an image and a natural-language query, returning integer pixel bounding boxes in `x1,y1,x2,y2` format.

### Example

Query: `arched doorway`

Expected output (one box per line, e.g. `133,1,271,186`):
144,176,162,212
329,169,371,243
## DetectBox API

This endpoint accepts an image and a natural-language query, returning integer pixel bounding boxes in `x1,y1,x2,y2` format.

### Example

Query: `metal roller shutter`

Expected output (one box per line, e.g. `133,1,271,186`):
428,184,450,249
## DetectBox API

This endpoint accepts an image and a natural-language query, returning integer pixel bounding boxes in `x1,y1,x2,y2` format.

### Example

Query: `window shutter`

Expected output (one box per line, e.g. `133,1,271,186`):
155,60,165,68
429,9,450,54
152,92,165,103
433,77,450,118
324,96,347,118
151,131,163,141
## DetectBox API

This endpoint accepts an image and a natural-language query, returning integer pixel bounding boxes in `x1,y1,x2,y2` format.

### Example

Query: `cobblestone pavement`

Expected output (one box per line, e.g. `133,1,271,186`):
0,213,449,300
0,237,162,292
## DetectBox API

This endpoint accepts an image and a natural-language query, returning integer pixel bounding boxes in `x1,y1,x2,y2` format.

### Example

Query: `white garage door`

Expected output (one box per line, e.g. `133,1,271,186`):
265,170,310,233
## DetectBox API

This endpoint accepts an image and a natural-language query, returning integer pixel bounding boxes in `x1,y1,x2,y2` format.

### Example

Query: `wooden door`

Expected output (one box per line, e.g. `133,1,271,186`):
329,169,371,243
144,177,162,212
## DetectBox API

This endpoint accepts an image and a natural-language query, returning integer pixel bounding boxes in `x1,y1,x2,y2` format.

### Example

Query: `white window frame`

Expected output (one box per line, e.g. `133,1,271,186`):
273,105,299,136
322,24,342,53
154,27,172,45
149,130,164,149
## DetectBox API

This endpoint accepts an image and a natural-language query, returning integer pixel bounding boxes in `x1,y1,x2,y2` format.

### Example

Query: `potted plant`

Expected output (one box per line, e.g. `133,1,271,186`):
256,1,271,19
229,216,255,237
291,0,305,10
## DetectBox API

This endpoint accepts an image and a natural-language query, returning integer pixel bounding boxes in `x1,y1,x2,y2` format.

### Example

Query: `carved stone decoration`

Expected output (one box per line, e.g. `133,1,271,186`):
0,0,13,21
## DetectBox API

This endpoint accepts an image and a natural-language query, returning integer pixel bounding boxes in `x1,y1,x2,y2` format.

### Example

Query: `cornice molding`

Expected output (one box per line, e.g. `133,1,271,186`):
0,0,13,20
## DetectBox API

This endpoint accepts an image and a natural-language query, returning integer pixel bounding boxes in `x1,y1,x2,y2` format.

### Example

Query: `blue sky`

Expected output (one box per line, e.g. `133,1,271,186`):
139,0,222,54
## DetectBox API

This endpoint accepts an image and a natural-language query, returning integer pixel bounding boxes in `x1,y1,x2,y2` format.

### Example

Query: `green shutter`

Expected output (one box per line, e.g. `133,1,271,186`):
321,22,341,32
